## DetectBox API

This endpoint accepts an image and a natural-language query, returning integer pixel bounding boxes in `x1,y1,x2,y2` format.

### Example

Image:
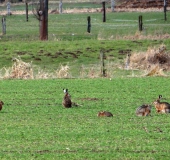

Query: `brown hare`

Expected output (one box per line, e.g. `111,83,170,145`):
0,100,4,111
136,104,151,116
97,111,113,117
153,95,170,113
62,89,72,108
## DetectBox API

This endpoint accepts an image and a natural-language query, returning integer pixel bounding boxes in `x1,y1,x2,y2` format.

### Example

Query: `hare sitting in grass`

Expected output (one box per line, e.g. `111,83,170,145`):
97,111,113,117
136,104,151,116
62,89,72,108
62,89,81,108
0,100,4,111
153,95,170,113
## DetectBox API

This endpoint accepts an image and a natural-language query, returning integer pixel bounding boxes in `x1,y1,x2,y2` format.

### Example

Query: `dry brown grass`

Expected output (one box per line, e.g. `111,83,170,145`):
1,57,34,79
0,57,72,79
56,64,71,78
79,61,119,78
144,65,165,77
129,44,170,76
1,4,168,16
115,7,170,13
122,32,170,41
35,68,53,79
98,30,170,41
80,64,101,78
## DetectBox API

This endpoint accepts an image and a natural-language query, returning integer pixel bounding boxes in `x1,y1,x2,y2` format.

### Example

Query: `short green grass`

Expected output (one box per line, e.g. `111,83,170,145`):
1,77,170,159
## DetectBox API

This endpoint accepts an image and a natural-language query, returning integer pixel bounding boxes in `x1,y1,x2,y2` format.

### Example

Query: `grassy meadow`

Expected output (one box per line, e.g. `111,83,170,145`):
0,8,170,77
1,77,170,159
0,1,170,159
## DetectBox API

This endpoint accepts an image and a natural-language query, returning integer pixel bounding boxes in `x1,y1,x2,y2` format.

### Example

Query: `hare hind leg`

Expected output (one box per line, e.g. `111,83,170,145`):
165,109,170,113
143,108,151,116
137,111,146,116
159,109,166,113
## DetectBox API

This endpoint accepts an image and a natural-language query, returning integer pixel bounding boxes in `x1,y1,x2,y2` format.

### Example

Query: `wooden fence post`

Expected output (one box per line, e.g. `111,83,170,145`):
139,15,143,31
6,1,11,15
87,16,91,33
111,0,115,12
2,16,6,35
102,1,106,22
59,0,62,14
100,51,106,77
26,2,28,21
125,54,131,70
164,0,167,21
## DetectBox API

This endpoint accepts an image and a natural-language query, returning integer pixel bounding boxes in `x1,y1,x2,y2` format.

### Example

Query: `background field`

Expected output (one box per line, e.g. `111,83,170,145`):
0,9,170,41
0,5,170,78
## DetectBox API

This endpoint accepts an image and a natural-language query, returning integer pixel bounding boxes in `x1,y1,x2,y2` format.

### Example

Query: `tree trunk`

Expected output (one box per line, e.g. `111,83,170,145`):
39,0,48,40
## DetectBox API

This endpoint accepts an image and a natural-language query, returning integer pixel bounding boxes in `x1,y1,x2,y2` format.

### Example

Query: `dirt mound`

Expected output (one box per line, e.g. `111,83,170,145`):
117,0,170,8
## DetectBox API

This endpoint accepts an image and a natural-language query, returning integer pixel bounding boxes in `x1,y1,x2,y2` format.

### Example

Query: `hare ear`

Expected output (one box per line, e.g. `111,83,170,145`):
63,89,66,93
63,89,68,93
159,95,162,99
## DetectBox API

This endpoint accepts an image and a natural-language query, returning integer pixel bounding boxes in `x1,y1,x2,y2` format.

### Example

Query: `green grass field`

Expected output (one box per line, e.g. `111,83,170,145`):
0,2,170,159
1,77,170,159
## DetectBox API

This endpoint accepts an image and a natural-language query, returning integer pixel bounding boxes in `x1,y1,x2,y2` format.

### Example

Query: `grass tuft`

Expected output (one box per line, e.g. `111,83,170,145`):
1,56,33,79
130,45,170,76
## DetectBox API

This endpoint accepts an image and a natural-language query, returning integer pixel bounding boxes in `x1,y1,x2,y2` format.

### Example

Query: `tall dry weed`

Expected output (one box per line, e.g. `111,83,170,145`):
80,64,101,78
56,64,71,78
1,57,33,79
35,68,54,79
129,44,170,76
